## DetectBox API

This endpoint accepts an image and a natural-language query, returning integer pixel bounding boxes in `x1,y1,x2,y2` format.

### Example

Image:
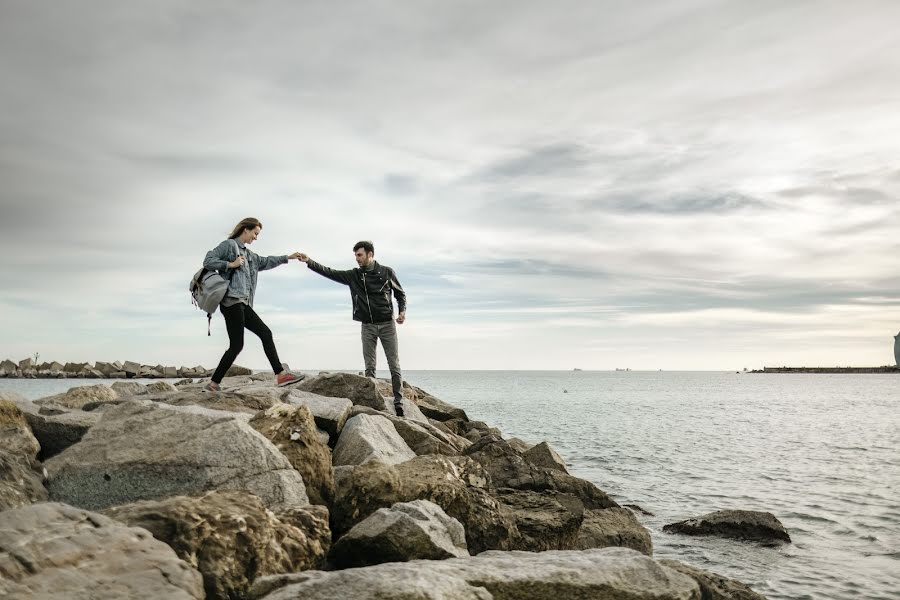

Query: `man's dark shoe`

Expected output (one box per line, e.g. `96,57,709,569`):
393,400,404,418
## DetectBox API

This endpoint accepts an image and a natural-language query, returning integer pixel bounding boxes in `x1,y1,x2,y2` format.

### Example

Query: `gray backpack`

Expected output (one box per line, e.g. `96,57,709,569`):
190,239,240,335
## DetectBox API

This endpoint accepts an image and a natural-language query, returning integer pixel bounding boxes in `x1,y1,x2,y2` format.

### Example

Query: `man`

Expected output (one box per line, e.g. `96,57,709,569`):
298,241,408,416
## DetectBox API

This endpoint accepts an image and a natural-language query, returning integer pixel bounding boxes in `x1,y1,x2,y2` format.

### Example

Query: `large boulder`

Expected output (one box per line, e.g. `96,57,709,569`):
122,361,142,377
8,397,101,460
575,508,653,555
34,384,118,409
284,389,352,439
46,400,309,511
94,361,117,376
225,364,254,376
251,547,700,600
333,414,416,466
250,404,334,506
494,488,584,551
146,381,177,394
523,441,568,473
297,372,427,422
143,388,280,414
390,416,465,455
0,502,204,600
444,419,502,443
104,490,330,600
0,398,40,458
332,455,519,554
349,405,469,455
409,384,469,421
464,435,618,510
111,381,147,396
663,510,791,544
331,499,469,568
0,400,47,510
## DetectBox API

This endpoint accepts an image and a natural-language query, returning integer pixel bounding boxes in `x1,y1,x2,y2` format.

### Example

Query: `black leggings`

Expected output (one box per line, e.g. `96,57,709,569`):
212,303,284,383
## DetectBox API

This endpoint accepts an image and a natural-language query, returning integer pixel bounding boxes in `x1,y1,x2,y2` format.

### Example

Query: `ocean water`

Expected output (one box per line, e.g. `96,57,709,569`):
3,371,898,599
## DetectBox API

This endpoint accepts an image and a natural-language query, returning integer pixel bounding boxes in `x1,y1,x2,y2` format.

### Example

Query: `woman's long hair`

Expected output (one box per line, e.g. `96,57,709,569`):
228,217,262,239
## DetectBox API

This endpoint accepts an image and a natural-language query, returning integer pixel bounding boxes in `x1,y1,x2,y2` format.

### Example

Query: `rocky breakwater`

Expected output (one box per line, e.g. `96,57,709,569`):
0,374,768,600
0,356,258,379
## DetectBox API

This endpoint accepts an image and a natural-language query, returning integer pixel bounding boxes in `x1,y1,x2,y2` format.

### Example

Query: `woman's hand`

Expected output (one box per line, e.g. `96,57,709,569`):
228,255,245,269
288,252,306,261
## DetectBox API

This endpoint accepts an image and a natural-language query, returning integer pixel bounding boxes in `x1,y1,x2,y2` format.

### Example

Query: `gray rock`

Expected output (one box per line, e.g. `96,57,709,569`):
523,441,569,473
63,361,89,373
408,384,469,421
284,389,353,439
658,560,767,600
297,372,428,423
46,400,309,511
0,502,204,600
145,388,279,414
575,508,653,555
34,384,119,409
252,547,700,600
104,490,330,600
225,363,254,376
506,437,533,454
122,360,142,376
495,488,584,551
94,361,117,376
250,404,335,506
332,455,518,554
146,381,177,394
464,435,618,510
333,414,417,467
331,499,469,568
0,400,47,510
315,428,330,445
18,358,34,370
390,417,463,455
663,510,791,544
9,397,101,459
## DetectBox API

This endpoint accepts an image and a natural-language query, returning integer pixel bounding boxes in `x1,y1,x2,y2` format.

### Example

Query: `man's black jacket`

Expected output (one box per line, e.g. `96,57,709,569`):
306,259,407,323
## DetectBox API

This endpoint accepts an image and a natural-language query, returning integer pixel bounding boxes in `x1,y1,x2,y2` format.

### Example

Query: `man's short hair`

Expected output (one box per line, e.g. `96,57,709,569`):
353,240,375,255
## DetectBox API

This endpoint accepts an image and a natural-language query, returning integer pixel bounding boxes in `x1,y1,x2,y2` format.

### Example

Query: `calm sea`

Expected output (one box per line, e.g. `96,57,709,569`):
3,371,898,600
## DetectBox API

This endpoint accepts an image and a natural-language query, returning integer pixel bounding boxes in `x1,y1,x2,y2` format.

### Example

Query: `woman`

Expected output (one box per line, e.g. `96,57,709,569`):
203,217,302,391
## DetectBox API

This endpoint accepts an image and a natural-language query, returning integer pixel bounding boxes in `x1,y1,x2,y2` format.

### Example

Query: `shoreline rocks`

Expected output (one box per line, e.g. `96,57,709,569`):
0,371,772,599
0,356,221,379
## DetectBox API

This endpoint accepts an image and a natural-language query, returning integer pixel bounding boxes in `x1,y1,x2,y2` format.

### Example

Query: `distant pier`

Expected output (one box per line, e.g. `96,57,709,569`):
751,366,900,374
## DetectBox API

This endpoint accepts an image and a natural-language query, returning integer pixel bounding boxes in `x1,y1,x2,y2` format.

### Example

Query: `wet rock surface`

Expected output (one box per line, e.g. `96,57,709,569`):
663,510,791,544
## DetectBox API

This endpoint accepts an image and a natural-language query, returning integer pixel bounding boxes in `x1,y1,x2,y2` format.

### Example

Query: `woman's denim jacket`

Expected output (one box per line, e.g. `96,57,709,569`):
203,239,287,307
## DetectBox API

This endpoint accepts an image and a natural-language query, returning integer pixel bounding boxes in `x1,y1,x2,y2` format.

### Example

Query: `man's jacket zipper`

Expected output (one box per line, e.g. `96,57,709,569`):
362,272,374,322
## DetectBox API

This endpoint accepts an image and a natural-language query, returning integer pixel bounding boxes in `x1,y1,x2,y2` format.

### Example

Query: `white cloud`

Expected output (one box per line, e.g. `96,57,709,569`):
2,1,899,370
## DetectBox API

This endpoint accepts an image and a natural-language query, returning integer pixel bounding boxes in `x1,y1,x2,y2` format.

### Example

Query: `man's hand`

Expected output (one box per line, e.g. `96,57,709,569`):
296,253,310,263
288,252,303,261
396,311,406,324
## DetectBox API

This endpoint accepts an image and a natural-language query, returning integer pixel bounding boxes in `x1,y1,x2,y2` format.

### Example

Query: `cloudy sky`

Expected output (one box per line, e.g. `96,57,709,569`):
2,0,899,371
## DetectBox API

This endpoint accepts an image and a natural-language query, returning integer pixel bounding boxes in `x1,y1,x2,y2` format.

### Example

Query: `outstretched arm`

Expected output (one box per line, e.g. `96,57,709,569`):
298,254,354,285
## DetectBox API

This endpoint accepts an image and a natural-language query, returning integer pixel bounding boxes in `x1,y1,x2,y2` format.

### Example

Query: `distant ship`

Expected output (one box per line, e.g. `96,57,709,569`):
573,368,582,371
615,368,631,372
